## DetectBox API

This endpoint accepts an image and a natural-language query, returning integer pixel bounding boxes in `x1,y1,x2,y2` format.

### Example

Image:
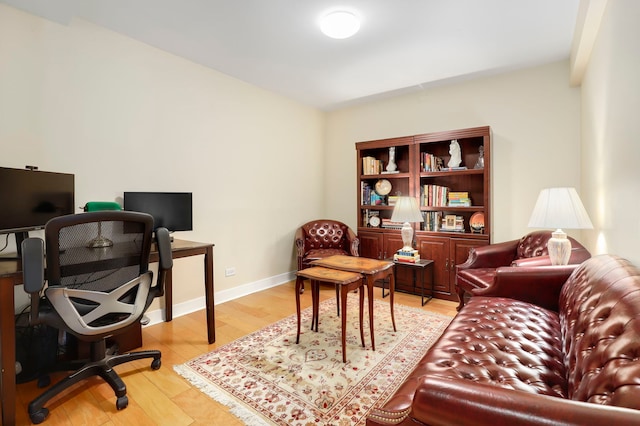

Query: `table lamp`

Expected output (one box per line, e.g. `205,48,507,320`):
83,201,122,248
390,196,424,252
527,187,593,265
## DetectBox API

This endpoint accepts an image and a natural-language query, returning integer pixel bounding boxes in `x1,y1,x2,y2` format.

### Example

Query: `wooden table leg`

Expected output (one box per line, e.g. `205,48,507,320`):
366,276,375,351
358,283,365,348
164,268,173,322
388,270,396,332
295,276,304,344
341,283,348,363
204,245,215,344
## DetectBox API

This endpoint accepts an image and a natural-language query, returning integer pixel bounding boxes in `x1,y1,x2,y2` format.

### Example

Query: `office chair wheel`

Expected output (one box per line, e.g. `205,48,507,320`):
29,407,49,424
151,358,161,370
116,395,128,410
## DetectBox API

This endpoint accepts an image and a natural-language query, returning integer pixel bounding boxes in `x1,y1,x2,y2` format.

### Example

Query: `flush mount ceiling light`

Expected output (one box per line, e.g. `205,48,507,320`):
320,11,360,39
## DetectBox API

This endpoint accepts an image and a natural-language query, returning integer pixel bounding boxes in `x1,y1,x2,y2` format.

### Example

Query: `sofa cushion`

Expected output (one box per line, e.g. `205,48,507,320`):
422,297,567,396
379,297,567,413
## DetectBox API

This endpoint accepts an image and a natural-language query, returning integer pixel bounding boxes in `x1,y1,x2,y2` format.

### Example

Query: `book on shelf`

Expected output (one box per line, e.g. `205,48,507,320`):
422,184,449,207
381,170,400,174
421,152,444,172
381,218,404,229
448,191,471,207
387,195,399,206
362,156,383,175
441,166,468,171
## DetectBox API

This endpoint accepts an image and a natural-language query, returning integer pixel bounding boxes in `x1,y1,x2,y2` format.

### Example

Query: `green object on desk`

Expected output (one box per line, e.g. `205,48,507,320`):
83,201,122,212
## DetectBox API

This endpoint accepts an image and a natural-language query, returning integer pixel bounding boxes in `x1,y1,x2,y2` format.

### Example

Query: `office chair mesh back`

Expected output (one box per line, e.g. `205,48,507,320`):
43,214,154,337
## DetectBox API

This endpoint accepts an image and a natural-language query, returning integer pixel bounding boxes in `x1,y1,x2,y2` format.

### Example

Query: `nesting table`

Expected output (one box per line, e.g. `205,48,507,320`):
310,255,396,351
295,266,367,362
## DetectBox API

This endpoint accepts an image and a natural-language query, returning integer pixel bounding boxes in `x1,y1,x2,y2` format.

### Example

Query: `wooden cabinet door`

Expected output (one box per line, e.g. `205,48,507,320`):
382,232,404,259
358,230,384,259
449,238,488,291
416,235,449,295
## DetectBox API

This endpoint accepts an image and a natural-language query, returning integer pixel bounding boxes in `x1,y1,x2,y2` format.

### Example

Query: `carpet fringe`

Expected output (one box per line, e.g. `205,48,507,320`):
173,364,273,426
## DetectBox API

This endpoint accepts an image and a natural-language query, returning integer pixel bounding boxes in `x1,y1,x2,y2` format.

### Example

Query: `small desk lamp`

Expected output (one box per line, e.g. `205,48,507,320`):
390,196,424,252
83,201,122,248
527,187,593,265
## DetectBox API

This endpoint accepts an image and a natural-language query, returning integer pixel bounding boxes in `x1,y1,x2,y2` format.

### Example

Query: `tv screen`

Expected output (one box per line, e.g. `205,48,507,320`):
123,192,193,232
0,167,75,233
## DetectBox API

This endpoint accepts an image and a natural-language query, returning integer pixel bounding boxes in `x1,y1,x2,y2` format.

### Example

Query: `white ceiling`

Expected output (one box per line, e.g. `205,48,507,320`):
3,0,580,110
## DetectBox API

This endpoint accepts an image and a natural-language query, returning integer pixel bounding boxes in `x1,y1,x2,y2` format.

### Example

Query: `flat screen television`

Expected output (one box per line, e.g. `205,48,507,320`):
123,192,193,232
0,167,75,257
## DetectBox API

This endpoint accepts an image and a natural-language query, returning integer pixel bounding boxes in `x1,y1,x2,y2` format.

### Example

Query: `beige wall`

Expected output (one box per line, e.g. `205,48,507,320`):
0,5,325,314
580,0,640,265
325,61,582,244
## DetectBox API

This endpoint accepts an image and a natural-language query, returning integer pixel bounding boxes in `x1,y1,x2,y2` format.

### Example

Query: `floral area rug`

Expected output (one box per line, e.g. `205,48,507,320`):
174,294,452,426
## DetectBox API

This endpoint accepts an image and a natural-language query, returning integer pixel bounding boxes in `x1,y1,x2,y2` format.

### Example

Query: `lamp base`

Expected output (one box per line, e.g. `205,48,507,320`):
400,222,414,252
547,229,571,265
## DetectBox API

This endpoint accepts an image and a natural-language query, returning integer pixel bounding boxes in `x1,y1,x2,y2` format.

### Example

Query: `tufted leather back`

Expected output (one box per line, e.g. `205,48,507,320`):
560,255,640,408
300,220,350,251
516,231,551,259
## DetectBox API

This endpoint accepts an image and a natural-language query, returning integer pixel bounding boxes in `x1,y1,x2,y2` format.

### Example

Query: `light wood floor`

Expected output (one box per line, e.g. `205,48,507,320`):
15,282,458,425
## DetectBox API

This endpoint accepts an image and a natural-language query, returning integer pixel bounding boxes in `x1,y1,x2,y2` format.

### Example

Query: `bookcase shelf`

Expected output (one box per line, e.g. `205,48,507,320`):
355,126,491,301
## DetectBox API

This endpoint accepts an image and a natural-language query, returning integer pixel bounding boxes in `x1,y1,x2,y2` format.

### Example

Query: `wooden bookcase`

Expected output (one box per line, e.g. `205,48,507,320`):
356,126,491,300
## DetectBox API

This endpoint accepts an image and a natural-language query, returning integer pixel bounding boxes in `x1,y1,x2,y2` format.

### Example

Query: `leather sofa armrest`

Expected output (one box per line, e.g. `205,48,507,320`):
410,376,640,426
457,239,520,271
473,265,576,311
346,227,360,256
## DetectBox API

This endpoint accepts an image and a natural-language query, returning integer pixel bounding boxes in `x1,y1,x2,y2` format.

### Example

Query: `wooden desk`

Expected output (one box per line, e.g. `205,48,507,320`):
0,239,214,426
310,255,396,352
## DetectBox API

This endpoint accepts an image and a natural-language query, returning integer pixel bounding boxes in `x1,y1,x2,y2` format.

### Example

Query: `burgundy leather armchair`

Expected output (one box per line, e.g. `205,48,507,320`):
455,230,590,310
295,219,359,292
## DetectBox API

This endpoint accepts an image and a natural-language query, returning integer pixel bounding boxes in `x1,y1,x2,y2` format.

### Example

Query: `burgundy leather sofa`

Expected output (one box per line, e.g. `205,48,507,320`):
455,230,591,310
367,254,640,426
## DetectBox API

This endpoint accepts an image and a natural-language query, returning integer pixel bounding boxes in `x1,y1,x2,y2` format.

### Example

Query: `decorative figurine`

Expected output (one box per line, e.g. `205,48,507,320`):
386,147,397,172
474,145,485,169
448,140,462,168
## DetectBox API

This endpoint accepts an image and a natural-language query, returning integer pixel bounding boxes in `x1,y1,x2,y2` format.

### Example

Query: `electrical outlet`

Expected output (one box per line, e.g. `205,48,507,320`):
225,267,236,277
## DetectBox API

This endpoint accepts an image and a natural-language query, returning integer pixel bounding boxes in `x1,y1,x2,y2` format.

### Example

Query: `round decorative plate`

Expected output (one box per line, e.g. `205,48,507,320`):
470,212,485,229
375,179,392,196
369,215,381,227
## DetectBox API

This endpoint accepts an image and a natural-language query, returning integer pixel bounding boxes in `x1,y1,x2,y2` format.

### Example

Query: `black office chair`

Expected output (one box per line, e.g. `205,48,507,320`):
22,210,173,424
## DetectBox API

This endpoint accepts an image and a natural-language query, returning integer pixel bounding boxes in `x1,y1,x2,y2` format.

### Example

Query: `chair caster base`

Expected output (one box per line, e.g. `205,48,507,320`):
116,395,129,410
29,407,49,424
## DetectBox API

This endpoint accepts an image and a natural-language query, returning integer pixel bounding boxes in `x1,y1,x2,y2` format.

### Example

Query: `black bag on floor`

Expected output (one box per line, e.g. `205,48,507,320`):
15,310,58,384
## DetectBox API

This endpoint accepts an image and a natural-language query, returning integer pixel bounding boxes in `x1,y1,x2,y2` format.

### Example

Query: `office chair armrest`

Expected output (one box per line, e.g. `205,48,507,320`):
155,228,173,270
22,238,45,294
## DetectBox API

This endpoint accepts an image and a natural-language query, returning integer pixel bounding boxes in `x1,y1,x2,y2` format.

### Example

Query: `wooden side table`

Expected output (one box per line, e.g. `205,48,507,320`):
310,255,396,352
384,259,434,306
295,266,367,363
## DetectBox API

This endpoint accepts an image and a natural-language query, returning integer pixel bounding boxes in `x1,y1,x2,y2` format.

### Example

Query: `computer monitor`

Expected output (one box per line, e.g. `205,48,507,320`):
123,192,193,232
0,166,75,256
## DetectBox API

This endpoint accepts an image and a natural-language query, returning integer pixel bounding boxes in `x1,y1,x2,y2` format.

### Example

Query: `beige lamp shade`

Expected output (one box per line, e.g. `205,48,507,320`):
391,197,423,251
528,187,592,265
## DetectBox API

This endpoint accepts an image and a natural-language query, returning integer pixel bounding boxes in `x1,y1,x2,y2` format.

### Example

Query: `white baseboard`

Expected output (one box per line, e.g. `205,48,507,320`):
143,271,296,327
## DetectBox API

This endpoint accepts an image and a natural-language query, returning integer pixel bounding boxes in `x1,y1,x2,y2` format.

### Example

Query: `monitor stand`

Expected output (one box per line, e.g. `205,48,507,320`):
0,231,29,261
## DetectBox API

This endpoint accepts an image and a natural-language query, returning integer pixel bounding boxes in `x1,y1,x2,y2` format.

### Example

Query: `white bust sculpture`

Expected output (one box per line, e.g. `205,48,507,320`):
448,139,462,168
